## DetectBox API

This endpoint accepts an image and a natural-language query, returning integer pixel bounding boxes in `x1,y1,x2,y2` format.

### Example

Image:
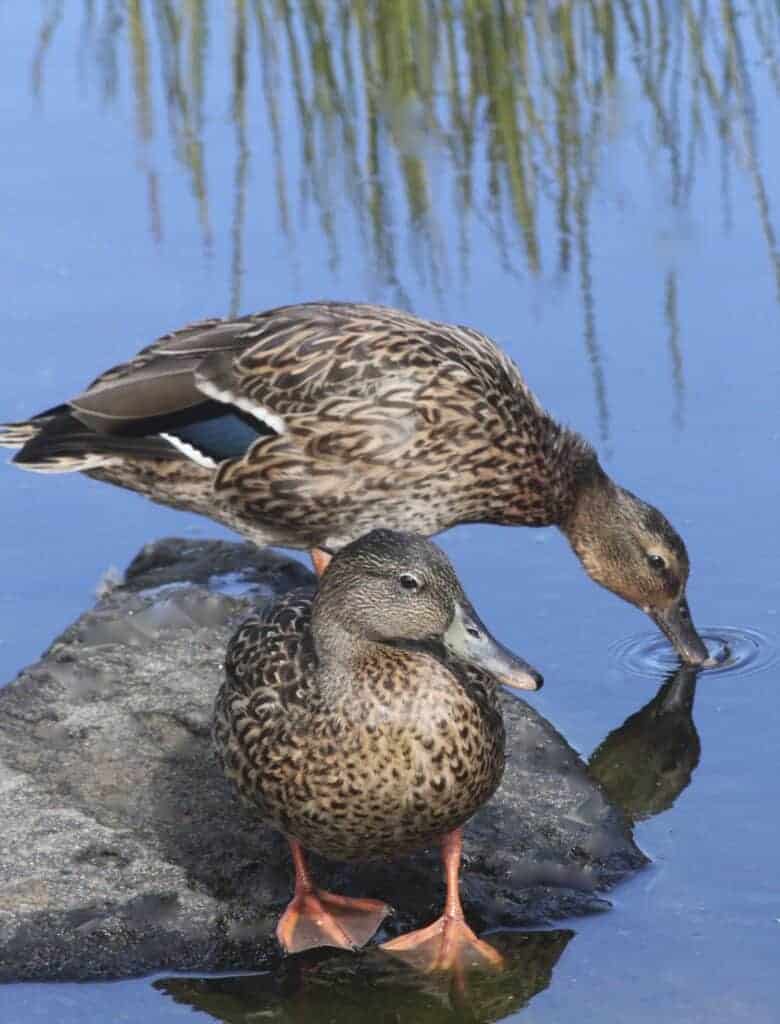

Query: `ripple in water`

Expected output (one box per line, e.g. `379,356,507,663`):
609,626,779,680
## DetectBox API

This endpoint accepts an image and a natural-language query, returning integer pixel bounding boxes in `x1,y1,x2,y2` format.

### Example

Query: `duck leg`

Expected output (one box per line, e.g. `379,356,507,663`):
310,548,332,578
277,838,391,954
380,829,503,972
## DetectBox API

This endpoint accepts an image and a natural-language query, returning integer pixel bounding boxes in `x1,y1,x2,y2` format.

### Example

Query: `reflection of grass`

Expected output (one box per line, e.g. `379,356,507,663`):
31,1,64,99
665,271,685,430
33,2,780,428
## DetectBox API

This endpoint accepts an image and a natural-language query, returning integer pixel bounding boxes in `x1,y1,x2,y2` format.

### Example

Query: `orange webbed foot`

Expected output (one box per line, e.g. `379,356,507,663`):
381,913,504,973
277,887,391,954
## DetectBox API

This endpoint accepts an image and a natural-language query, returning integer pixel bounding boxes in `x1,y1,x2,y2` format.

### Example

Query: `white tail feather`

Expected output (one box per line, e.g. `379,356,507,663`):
11,455,118,473
0,423,39,449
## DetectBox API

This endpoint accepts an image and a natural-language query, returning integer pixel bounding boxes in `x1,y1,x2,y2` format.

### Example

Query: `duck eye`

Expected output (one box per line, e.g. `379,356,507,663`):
648,554,666,571
399,573,420,592
465,625,482,640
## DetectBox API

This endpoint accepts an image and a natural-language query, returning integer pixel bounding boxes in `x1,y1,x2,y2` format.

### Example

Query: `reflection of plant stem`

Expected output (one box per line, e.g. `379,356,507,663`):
230,0,249,316
664,270,685,430
77,1,95,86
186,0,207,118
722,0,780,301
356,4,411,306
278,0,341,273
151,0,212,251
617,0,681,206
442,3,472,288
185,1,212,249
718,51,734,234
128,0,162,243
129,0,152,142
252,0,290,239
32,1,64,100
554,46,572,276
748,0,780,94
574,159,609,446
565,15,610,446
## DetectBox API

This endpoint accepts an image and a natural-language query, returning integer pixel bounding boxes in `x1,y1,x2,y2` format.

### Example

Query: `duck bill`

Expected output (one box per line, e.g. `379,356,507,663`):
443,602,543,691
650,596,709,666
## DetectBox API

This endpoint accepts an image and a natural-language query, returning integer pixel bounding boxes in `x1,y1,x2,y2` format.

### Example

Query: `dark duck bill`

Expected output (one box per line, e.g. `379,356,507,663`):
650,595,711,667
443,601,543,691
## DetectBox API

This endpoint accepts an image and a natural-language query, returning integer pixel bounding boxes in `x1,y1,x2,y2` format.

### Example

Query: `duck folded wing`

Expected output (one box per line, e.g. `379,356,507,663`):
9,319,274,468
69,318,263,433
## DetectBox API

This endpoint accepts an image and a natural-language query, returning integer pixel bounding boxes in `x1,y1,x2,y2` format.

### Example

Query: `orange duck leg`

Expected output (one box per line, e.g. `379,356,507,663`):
277,839,391,954
381,829,503,972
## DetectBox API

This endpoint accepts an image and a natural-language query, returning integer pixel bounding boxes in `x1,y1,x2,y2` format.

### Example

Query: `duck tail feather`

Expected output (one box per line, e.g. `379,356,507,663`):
11,410,178,472
0,403,73,449
0,420,40,449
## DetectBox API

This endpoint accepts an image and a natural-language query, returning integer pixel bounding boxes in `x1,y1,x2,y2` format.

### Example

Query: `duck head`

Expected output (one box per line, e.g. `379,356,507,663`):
563,476,708,666
312,529,543,691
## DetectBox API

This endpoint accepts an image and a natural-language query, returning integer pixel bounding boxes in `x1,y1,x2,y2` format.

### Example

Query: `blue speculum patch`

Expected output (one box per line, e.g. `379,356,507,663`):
168,406,273,461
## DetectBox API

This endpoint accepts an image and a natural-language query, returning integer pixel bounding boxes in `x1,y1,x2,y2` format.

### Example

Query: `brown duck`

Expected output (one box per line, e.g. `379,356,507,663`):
1,301,707,662
213,528,542,969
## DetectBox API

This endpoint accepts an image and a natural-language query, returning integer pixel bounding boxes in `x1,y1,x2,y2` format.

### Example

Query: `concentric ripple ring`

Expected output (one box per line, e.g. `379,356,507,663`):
609,626,778,680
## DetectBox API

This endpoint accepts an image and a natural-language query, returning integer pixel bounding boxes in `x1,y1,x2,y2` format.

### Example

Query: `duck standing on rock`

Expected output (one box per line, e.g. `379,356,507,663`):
213,528,542,970
1,301,707,663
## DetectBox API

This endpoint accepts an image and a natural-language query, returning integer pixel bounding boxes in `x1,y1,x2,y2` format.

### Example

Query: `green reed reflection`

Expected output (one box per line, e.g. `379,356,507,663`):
33,1,780,437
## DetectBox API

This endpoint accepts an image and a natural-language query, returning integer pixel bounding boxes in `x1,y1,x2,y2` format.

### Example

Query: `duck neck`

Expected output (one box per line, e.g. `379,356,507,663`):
310,593,381,694
559,460,617,559
503,417,605,527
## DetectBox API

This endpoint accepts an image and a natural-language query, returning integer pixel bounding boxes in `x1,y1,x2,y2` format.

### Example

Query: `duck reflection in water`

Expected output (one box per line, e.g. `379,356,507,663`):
588,667,701,824
153,930,574,1024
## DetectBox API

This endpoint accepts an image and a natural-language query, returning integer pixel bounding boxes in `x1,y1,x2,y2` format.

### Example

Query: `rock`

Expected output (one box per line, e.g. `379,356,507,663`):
0,539,646,982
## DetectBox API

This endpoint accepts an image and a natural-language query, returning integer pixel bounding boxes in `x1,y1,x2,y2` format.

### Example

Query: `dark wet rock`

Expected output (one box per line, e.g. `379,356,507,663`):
0,538,646,982
154,930,575,1023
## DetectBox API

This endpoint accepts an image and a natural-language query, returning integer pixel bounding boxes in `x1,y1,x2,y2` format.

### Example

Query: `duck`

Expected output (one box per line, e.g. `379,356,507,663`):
213,528,543,970
0,300,707,664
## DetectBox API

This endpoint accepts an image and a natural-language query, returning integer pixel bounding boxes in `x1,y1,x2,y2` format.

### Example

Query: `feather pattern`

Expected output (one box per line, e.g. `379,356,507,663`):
213,588,506,861
1,302,595,550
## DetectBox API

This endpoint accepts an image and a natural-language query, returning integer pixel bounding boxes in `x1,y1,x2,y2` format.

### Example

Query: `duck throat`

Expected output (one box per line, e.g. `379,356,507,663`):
309,593,383,691
558,461,617,567
500,419,603,527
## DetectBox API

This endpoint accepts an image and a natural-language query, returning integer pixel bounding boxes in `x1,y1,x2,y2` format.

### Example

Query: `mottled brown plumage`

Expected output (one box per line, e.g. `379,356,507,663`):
214,530,531,861
1,301,707,662
213,529,541,960
216,594,502,860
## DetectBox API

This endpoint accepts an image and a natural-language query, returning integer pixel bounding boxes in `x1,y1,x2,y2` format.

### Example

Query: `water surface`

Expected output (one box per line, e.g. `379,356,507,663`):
1,3,779,1022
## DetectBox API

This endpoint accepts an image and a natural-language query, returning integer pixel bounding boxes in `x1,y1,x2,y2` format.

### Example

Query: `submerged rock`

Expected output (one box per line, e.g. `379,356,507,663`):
0,539,645,982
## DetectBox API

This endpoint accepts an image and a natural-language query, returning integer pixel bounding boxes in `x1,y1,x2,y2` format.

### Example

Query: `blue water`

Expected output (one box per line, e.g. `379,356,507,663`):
1,3,779,1021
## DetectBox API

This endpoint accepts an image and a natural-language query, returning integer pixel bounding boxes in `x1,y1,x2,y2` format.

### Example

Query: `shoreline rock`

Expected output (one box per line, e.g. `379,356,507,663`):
0,538,645,982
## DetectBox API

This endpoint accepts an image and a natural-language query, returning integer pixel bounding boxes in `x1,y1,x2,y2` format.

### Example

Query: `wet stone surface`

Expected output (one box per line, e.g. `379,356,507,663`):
0,539,645,982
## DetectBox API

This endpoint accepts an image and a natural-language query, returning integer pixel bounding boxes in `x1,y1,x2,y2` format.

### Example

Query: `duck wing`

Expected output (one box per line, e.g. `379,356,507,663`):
7,316,273,469
69,302,450,466
6,303,542,546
